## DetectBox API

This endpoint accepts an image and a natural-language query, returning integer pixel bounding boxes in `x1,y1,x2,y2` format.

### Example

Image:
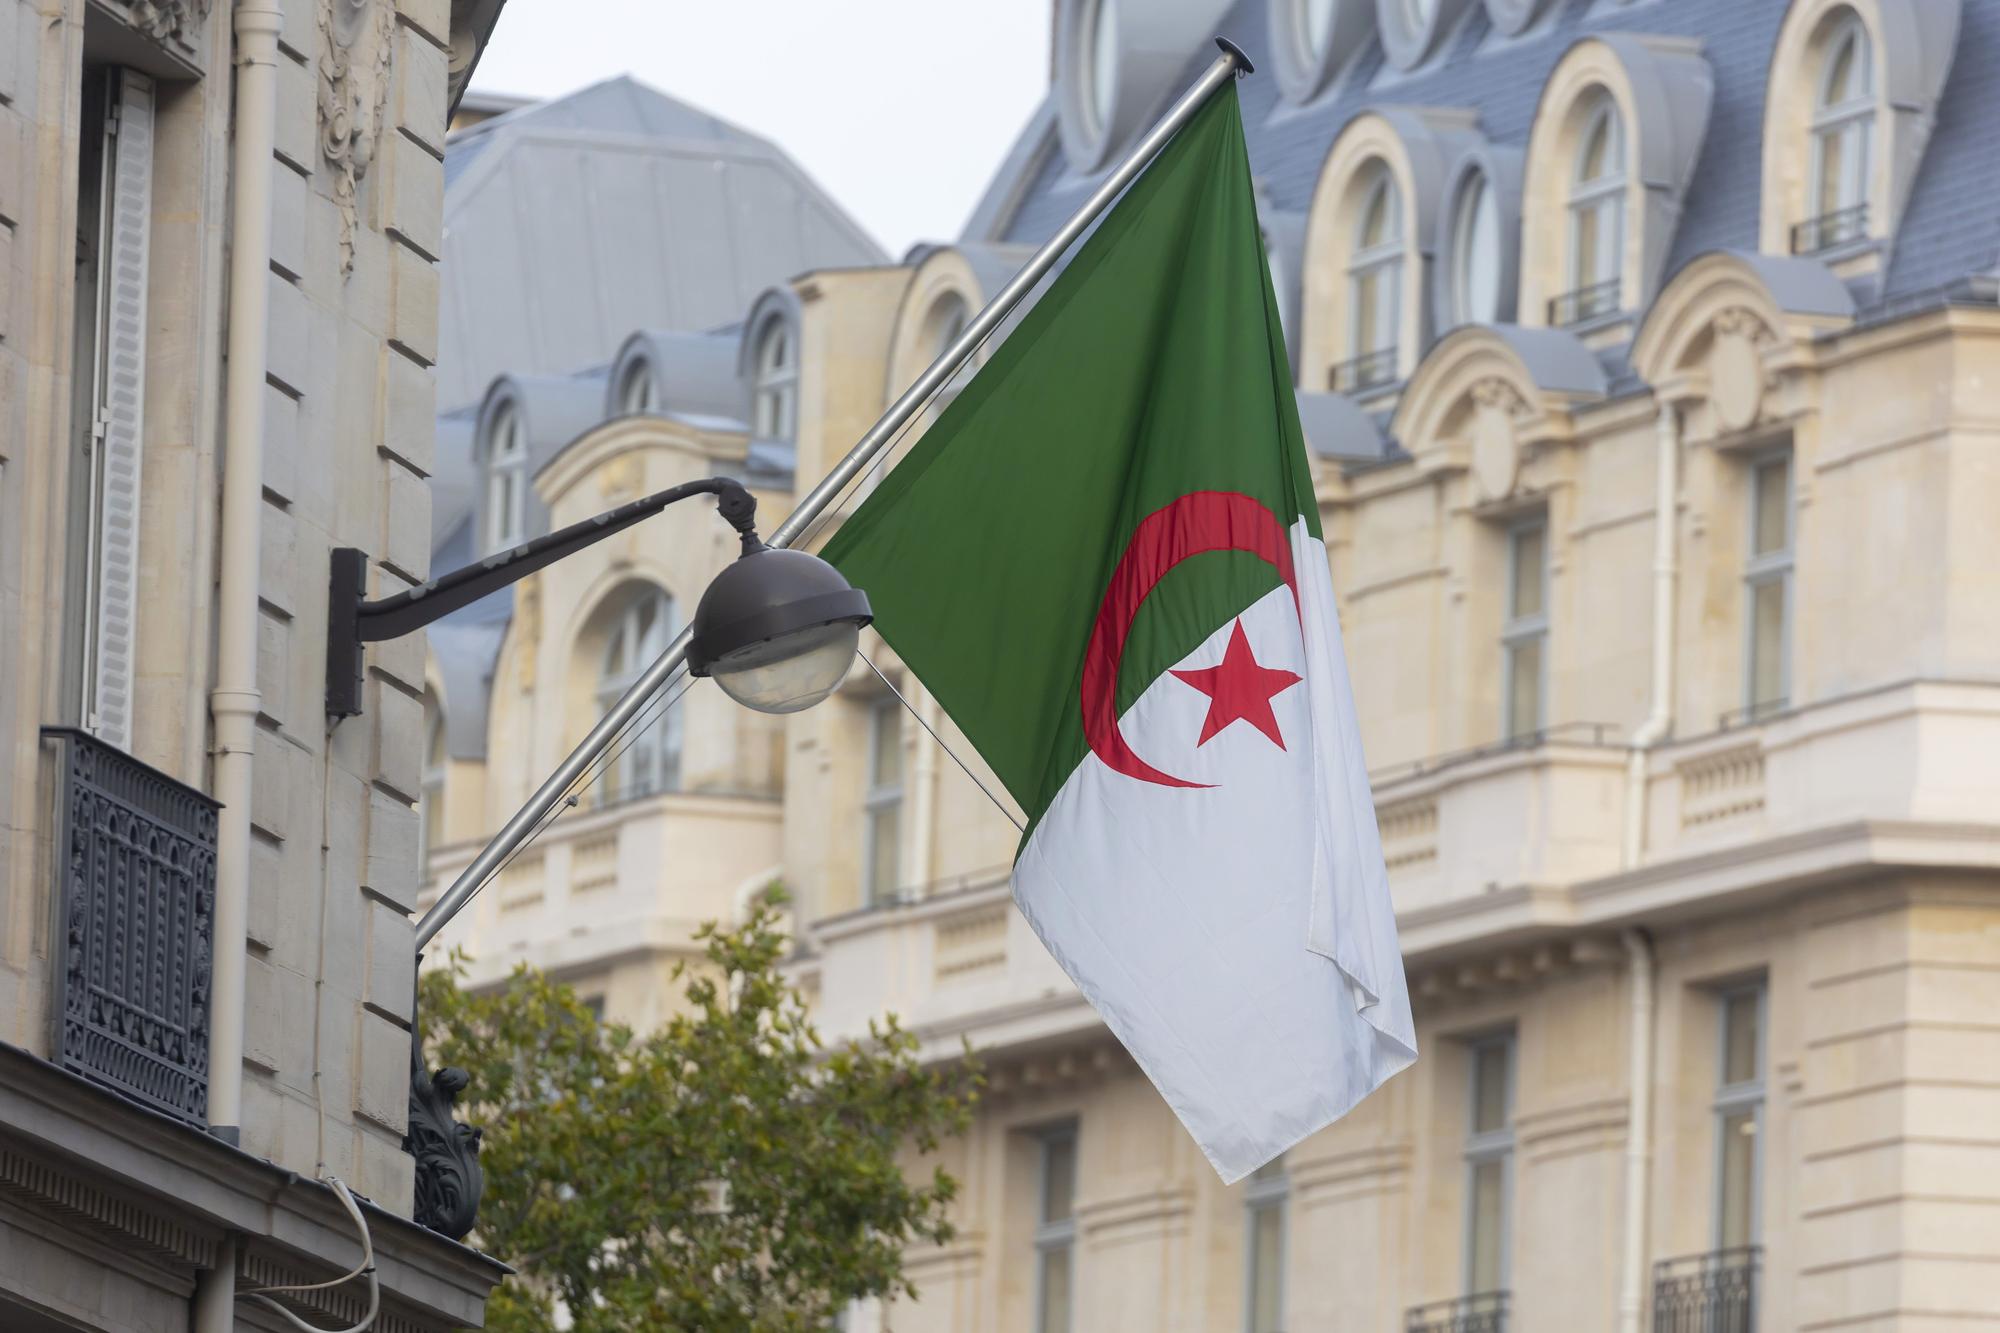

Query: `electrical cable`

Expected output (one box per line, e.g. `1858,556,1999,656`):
239,1175,378,1332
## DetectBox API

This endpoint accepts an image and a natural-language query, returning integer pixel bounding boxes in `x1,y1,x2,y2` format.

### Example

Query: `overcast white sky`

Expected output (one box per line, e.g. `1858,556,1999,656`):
469,1,1054,258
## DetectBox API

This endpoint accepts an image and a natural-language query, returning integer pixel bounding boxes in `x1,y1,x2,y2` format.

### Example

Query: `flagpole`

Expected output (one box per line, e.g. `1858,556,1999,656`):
414,38,1254,950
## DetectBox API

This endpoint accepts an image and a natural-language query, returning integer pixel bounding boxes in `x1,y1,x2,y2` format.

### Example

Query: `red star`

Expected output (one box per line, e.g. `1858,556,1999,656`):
1170,620,1303,749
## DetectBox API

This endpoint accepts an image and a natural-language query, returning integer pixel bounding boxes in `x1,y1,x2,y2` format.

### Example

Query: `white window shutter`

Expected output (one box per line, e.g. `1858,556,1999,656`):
87,69,155,752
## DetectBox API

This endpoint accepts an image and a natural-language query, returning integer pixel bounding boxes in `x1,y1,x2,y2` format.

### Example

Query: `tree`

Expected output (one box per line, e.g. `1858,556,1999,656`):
419,891,978,1332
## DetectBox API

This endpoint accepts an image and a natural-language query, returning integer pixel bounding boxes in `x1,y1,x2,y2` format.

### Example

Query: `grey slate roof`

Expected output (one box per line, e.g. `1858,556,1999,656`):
987,0,2000,394
437,75,888,412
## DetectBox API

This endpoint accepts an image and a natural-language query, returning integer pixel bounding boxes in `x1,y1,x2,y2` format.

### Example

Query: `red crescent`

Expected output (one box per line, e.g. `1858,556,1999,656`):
1080,491,1300,788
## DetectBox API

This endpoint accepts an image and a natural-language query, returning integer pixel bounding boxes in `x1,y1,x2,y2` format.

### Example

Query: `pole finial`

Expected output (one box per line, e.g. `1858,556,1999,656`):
1215,37,1255,76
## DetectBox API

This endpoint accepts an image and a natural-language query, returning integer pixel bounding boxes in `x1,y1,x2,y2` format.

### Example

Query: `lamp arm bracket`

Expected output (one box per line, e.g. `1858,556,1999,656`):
325,477,759,719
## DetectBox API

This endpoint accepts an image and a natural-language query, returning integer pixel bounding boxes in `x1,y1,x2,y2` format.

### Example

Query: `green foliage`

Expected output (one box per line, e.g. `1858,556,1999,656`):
420,890,978,1333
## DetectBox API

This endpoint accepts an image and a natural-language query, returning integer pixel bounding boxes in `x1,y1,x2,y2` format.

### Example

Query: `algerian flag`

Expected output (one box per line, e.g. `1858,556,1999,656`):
822,85,1415,1182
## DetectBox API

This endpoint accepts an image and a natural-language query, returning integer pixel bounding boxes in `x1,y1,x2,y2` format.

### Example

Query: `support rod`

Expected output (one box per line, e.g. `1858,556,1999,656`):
413,38,1253,952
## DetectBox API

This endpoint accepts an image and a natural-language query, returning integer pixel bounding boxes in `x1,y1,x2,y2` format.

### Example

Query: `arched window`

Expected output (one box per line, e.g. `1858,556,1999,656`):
486,403,527,552
420,699,446,868
1341,167,1403,392
1807,16,1873,250
1085,0,1118,137
1449,172,1502,328
618,360,657,416
751,319,797,440
1561,97,1625,324
597,587,682,800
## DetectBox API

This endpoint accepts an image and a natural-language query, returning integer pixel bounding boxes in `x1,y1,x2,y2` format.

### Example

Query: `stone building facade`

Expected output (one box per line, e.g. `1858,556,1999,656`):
425,0,2000,1330
0,0,509,1327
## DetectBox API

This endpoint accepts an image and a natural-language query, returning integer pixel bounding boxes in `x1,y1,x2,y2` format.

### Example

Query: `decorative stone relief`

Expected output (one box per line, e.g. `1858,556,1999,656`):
1708,306,1775,435
1469,377,1528,503
598,453,643,502
447,0,485,106
319,0,398,277
127,0,214,48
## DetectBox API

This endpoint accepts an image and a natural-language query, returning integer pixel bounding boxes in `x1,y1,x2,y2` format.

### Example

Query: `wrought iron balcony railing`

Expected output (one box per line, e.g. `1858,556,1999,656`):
1653,1246,1759,1333
43,727,218,1125
1330,347,1399,394
1548,278,1622,327
1791,204,1868,255
1406,1291,1509,1333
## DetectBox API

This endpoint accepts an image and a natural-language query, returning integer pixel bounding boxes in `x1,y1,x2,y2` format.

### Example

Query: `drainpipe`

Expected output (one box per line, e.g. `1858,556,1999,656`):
1623,402,1680,868
207,0,284,1172
197,2,283,1323
1618,928,1655,1333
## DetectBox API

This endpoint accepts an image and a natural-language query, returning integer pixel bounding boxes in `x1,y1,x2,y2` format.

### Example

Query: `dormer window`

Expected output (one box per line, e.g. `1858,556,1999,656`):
486,403,526,552
1339,167,1403,393
752,318,797,439
1557,96,1625,326
1802,16,1873,253
618,360,657,415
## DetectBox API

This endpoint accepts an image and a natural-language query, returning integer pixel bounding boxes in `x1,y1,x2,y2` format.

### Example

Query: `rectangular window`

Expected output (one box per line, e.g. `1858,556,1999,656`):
1502,518,1548,741
1035,1126,1078,1333
1465,1034,1515,1296
62,65,155,751
1244,1157,1287,1333
1744,455,1793,718
863,700,903,906
1714,984,1766,1251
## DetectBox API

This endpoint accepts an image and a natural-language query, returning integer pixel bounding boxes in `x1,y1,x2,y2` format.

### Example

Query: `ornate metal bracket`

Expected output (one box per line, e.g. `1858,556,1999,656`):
406,1040,483,1240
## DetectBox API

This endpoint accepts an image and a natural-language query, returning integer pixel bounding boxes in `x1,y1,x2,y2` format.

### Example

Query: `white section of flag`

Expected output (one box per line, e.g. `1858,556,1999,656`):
1013,522,1416,1182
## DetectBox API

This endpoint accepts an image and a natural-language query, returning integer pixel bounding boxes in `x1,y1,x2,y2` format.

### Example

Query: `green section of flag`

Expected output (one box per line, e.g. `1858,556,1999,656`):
822,85,1316,831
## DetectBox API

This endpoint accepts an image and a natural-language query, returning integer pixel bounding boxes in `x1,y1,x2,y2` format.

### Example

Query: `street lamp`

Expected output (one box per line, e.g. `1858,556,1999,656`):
326,476,868,719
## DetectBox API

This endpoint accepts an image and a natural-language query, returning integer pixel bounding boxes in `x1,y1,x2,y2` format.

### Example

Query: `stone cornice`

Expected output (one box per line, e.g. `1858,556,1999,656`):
0,1043,508,1326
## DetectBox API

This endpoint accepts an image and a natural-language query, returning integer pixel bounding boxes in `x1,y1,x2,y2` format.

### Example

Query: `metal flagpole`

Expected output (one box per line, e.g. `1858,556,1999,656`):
414,38,1254,951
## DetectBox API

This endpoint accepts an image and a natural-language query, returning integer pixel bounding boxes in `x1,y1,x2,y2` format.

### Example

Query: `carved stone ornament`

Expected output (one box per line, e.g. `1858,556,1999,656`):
407,1044,484,1240
319,0,398,276
1469,378,1527,503
1709,307,1773,434
126,0,214,47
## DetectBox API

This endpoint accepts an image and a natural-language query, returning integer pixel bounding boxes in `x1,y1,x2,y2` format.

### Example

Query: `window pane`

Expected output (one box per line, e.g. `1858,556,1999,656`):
1467,1158,1506,1292
1722,991,1761,1086
1509,526,1545,618
1717,1108,1757,1248
1753,458,1791,555
1042,1135,1077,1223
1301,0,1335,57
1038,1244,1073,1333
1506,638,1543,739
1089,0,1116,133
1749,578,1787,710
871,706,902,785
1816,127,1846,217
1472,1042,1511,1135
1249,1203,1283,1333
867,804,900,903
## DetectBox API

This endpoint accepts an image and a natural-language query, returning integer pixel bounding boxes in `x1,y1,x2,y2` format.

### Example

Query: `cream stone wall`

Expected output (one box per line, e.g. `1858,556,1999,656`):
0,0,458,1216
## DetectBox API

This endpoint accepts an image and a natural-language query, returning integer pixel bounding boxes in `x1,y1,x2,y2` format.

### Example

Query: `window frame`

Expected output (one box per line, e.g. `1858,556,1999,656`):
1462,1031,1516,1297
1741,450,1794,719
1034,1123,1080,1333
1711,982,1768,1252
1806,14,1874,243
596,587,682,802
1243,1157,1289,1333
1501,515,1550,742
862,697,905,906
1344,165,1404,389
751,317,798,440
486,403,528,553
1565,96,1627,313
